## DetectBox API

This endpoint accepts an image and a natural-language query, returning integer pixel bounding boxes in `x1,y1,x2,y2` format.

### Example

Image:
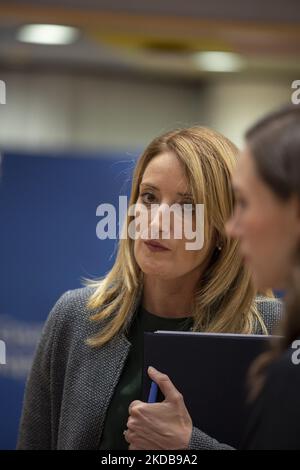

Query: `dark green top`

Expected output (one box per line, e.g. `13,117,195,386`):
99,306,193,450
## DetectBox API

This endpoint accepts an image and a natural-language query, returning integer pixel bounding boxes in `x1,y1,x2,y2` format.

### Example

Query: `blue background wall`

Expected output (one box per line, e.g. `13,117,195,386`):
0,151,134,449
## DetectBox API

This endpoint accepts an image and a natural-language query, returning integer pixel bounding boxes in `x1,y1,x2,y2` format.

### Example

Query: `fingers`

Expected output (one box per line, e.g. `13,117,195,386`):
127,416,136,430
128,400,143,415
124,428,144,450
123,428,130,443
147,366,183,403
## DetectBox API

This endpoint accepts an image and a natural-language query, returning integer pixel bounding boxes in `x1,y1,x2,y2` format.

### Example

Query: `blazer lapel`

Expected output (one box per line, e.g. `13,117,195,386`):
58,331,131,449
58,289,143,449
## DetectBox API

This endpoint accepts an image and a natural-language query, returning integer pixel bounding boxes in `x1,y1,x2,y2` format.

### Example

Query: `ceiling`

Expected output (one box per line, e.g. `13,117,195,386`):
0,0,299,80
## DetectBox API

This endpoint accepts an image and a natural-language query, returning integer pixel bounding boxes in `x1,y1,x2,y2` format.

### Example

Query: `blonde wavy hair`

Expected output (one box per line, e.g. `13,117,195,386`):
86,126,267,347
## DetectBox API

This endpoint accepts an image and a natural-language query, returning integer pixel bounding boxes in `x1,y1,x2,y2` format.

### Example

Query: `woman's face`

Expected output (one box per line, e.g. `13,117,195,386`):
134,152,211,281
226,149,300,290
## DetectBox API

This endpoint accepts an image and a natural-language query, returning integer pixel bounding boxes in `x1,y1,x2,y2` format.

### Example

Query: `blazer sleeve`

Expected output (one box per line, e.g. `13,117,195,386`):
17,291,71,450
188,427,234,450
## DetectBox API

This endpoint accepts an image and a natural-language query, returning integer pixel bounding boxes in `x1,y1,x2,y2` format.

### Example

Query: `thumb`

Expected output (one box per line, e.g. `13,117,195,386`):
148,366,182,402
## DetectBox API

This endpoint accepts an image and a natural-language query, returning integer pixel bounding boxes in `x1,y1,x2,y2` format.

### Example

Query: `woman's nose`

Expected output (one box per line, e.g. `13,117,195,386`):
149,204,171,237
149,205,162,237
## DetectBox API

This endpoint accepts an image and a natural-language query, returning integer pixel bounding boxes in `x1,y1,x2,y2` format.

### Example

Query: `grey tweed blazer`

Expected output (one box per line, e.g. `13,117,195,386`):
17,286,283,450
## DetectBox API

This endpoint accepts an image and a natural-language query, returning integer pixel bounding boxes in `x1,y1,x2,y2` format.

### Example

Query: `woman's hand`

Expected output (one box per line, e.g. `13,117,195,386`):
124,366,193,450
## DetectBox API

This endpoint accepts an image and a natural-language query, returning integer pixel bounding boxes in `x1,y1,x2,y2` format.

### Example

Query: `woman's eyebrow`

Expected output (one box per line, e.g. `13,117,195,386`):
140,182,159,191
140,182,192,197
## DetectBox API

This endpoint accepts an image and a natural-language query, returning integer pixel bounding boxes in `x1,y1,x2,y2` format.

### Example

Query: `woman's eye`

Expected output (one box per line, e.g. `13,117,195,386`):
235,198,248,209
140,192,156,204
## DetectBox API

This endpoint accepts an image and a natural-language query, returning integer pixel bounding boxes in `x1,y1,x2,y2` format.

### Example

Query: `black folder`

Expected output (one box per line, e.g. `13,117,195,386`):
142,331,271,448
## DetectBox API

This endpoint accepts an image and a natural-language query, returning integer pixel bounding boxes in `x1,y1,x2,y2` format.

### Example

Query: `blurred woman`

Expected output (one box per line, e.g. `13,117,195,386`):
17,126,281,450
227,105,300,450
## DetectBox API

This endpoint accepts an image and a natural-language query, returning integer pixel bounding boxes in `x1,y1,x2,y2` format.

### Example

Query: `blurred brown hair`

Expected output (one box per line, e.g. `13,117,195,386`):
245,104,300,400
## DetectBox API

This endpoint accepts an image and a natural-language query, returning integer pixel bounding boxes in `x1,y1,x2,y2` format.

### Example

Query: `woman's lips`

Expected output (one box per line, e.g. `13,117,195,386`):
144,240,171,252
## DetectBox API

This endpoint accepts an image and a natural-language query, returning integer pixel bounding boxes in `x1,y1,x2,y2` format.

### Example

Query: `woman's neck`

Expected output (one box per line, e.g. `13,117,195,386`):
142,271,201,318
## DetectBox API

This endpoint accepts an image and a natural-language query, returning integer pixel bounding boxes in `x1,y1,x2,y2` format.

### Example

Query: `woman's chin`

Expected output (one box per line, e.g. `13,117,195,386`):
142,267,168,277
140,262,172,279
